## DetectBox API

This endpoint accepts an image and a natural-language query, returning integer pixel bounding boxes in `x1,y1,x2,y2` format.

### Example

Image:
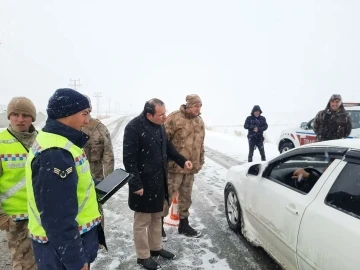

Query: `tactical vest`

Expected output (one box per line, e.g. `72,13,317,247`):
26,131,101,243
0,129,29,221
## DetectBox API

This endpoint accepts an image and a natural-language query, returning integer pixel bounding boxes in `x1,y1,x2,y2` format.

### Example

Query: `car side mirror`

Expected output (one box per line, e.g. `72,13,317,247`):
300,122,308,130
248,164,261,176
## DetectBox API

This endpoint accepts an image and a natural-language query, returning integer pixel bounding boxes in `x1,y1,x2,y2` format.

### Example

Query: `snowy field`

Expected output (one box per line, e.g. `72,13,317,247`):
205,129,280,163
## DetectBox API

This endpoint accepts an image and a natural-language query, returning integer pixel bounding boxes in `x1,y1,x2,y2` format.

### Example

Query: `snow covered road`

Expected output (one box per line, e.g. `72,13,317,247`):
91,117,281,270
0,116,281,269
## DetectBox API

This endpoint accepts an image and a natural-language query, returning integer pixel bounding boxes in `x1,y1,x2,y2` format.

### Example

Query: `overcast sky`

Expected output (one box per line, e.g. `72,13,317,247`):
1,0,360,125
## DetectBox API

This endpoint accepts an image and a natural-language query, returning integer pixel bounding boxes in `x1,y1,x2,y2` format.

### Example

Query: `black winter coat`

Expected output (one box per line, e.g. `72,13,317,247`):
123,114,187,213
244,105,268,140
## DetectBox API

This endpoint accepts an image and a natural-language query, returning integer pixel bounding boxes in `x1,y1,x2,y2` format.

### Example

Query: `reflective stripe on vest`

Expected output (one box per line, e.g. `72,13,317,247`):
26,131,101,243
0,130,29,220
0,177,26,204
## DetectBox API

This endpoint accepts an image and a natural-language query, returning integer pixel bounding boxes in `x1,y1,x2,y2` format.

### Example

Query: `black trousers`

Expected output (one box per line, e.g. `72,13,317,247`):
248,137,266,162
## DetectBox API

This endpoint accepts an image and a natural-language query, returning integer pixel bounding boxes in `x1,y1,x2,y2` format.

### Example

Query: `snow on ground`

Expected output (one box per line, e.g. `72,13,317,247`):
205,130,280,163
92,116,237,269
100,114,126,127
206,121,304,149
92,118,280,270
0,116,281,270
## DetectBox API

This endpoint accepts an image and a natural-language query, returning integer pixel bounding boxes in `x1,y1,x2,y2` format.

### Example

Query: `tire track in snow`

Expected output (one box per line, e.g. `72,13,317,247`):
204,146,246,169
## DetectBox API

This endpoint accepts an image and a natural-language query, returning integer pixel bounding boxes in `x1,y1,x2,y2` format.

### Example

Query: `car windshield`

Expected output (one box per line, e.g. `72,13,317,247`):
349,111,360,129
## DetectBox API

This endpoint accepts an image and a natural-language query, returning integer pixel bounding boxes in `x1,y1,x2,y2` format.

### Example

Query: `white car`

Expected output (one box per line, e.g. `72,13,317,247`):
224,139,360,270
277,103,360,153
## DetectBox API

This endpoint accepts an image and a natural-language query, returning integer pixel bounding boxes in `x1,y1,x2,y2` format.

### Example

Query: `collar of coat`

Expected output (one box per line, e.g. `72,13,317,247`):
139,114,164,147
42,118,89,149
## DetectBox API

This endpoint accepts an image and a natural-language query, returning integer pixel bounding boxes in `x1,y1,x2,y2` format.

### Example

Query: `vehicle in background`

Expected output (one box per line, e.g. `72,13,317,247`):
277,103,360,153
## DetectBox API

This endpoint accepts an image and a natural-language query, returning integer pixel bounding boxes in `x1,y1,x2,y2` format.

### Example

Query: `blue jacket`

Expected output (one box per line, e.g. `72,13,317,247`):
31,118,98,270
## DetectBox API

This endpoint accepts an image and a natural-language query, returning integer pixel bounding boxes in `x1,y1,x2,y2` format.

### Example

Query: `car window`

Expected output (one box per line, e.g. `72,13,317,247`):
348,111,360,129
264,153,332,194
325,162,360,219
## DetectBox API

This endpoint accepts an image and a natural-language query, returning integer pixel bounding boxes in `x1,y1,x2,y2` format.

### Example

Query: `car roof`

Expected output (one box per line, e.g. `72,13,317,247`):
345,106,360,111
301,138,360,150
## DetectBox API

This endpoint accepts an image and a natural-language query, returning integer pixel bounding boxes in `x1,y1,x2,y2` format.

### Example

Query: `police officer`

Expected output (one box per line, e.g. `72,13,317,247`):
26,88,104,270
0,97,37,270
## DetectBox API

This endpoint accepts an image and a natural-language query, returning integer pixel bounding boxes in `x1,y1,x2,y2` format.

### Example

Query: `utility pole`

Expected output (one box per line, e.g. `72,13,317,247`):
69,79,82,90
93,92,102,117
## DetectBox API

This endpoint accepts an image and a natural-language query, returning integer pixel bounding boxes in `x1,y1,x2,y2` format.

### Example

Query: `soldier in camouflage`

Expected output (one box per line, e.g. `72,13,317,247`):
0,97,37,269
82,116,114,180
163,94,205,239
82,96,114,230
313,94,352,142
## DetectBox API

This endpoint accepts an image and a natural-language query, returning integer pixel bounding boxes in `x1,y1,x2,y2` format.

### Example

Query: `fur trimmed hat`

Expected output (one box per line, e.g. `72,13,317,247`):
186,94,202,107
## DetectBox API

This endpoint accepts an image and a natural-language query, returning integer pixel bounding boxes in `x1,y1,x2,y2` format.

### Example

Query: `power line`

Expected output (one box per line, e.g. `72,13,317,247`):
69,79,82,90
93,92,102,117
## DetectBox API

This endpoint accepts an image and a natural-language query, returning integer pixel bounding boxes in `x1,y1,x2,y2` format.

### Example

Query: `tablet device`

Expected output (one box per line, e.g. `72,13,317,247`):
95,168,131,204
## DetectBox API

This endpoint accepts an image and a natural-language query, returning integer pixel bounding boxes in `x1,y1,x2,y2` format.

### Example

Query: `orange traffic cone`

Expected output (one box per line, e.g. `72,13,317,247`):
170,195,179,221
164,193,180,226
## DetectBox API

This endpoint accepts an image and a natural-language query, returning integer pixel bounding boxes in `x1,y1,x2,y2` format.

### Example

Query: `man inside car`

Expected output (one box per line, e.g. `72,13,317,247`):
291,159,334,192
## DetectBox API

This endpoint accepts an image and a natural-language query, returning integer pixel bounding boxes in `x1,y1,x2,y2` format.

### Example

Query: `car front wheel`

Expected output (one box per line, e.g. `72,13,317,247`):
225,185,242,232
279,142,294,153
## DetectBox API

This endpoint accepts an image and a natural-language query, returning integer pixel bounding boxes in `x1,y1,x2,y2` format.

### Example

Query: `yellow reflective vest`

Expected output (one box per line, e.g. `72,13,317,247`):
26,131,101,243
0,129,29,221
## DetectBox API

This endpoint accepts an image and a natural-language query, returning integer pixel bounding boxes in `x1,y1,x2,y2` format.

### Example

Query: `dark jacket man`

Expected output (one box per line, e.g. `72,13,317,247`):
123,98,191,270
124,114,187,213
244,105,268,162
313,94,352,142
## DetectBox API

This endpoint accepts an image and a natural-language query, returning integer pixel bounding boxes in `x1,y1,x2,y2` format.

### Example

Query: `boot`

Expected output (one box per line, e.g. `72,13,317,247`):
150,249,176,260
259,146,266,161
137,257,161,270
178,217,201,238
161,217,167,242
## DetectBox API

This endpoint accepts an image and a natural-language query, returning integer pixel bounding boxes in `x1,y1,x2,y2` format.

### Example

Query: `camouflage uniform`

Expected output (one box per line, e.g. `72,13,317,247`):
82,117,115,180
0,125,37,270
313,96,352,142
82,117,115,229
163,104,205,220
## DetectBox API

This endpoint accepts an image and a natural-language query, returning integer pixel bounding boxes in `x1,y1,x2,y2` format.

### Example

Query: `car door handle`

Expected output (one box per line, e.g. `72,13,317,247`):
286,205,299,215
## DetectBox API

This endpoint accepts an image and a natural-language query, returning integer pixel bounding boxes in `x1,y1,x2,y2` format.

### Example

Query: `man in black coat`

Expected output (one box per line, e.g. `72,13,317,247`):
123,98,193,270
244,105,268,162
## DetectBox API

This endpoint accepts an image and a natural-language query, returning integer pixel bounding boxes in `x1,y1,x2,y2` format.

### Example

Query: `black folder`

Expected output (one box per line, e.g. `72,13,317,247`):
95,168,131,204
